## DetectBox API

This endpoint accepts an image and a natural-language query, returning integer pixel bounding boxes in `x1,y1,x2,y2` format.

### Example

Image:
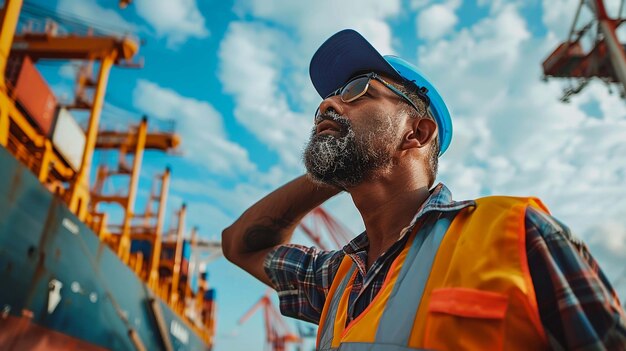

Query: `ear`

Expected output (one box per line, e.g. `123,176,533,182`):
400,117,437,151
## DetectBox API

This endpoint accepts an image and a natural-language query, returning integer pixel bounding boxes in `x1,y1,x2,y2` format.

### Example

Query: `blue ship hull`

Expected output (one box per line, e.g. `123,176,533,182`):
0,146,209,351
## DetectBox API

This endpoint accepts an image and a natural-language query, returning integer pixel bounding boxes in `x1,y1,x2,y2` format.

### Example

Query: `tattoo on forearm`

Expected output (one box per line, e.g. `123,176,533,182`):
243,216,294,252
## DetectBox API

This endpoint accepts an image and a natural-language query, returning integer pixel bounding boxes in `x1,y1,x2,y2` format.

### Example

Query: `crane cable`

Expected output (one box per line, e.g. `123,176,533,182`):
20,1,136,38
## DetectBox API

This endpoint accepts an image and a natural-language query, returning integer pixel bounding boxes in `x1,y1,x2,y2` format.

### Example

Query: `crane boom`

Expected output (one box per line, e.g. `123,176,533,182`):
542,0,626,100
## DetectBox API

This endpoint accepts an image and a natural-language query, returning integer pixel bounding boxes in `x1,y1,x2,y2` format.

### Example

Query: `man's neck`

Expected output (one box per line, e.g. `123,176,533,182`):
348,169,431,269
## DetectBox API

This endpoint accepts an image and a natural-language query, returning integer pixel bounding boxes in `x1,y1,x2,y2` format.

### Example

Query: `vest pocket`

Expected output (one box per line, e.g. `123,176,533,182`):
423,288,508,351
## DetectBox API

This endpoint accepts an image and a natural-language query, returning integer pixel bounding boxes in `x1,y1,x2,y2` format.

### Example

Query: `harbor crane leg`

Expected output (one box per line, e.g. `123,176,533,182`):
0,0,22,89
68,53,116,220
118,118,148,263
148,168,171,290
0,0,23,147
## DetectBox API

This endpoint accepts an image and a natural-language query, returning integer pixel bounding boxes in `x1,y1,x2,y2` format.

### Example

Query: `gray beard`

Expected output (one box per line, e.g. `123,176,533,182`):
303,111,396,188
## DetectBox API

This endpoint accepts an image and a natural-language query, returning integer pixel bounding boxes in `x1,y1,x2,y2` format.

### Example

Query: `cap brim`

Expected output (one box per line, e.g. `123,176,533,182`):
309,29,402,98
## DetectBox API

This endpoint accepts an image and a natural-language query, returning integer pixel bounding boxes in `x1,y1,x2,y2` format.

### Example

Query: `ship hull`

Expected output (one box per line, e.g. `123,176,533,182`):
0,147,209,351
0,315,109,350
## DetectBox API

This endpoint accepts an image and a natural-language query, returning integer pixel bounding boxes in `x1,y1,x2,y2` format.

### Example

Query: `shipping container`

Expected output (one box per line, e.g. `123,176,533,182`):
161,241,192,260
51,108,85,171
161,242,176,260
6,56,57,136
204,289,215,302
182,240,192,261
130,239,153,259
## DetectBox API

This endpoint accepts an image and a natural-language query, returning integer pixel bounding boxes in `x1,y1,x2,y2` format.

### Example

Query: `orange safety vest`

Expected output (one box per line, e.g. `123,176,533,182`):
316,196,550,351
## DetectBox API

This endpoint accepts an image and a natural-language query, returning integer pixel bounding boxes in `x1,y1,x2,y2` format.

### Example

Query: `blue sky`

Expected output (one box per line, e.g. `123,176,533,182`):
25,0,626,350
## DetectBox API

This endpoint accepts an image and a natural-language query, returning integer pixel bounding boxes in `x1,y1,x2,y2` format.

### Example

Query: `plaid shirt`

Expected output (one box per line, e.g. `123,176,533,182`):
264,183,626,350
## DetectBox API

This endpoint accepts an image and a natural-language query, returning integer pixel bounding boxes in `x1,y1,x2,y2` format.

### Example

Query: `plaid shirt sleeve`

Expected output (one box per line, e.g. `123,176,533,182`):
263,244,344,324
526,206,626,350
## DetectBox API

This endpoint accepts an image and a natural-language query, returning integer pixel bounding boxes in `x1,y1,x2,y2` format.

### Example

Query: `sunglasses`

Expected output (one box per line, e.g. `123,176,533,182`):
316,72,430,118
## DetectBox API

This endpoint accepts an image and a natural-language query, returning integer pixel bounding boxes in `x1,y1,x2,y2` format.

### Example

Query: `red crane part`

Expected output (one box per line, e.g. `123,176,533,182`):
298,206,352,250
542,0,626,100
238,290,301,351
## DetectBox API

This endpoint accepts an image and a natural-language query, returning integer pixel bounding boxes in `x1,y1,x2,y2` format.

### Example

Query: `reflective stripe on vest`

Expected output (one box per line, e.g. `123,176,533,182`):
316,196,550,351
330,343,428,351
375,212,453,344
318,264,356,350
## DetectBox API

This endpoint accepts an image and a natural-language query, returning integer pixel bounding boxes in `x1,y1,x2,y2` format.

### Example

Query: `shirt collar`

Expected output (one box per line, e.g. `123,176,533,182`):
342,183,475,254
410,183,475,225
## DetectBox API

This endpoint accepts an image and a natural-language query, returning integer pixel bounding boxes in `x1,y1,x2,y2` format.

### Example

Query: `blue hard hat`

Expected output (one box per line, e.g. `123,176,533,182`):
309,29,452,156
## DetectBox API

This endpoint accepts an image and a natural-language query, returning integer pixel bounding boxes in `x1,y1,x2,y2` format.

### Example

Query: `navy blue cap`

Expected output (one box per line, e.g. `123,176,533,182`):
309,29,452,156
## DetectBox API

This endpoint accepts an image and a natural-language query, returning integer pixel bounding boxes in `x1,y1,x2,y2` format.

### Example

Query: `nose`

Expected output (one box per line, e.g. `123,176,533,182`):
315,95,345,121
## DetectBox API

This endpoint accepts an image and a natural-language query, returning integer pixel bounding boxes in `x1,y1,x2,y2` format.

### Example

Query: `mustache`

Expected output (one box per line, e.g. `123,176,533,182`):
314,111,352,133
315,110,343,124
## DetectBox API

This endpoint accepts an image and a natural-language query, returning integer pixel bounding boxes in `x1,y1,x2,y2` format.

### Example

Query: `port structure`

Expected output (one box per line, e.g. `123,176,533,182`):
542,0,626,101
239,290,302,351
0,0,219,348
0,0,138,219
82,72,216,347
90,117,178,263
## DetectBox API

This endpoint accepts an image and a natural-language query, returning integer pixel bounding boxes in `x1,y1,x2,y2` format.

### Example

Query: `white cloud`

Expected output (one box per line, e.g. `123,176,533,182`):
218,22,311,169
416,2,460,41
411,0,433,11
134,0,208,48
235,0,400,54
417,4,531,117
133,79,256,175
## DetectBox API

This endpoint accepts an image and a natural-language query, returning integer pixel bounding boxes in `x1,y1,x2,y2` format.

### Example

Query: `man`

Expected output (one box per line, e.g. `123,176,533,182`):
222,29,626,350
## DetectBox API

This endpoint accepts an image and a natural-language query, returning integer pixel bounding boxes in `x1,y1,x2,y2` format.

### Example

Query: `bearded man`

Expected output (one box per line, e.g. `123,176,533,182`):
222,29,626,350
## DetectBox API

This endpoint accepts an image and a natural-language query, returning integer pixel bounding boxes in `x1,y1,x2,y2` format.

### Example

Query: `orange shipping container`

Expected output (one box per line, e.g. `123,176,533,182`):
6,56,57,136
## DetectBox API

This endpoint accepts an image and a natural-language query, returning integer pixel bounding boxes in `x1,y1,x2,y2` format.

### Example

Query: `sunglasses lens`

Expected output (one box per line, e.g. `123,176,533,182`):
340,77,369,102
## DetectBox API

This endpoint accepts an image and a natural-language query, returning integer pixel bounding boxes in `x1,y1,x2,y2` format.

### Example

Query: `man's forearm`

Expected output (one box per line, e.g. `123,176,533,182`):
221,175,341,284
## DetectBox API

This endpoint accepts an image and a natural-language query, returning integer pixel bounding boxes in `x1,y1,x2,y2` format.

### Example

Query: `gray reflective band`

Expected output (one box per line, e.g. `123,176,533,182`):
337,342,431,351
319,264,357,351
375,212,453,345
